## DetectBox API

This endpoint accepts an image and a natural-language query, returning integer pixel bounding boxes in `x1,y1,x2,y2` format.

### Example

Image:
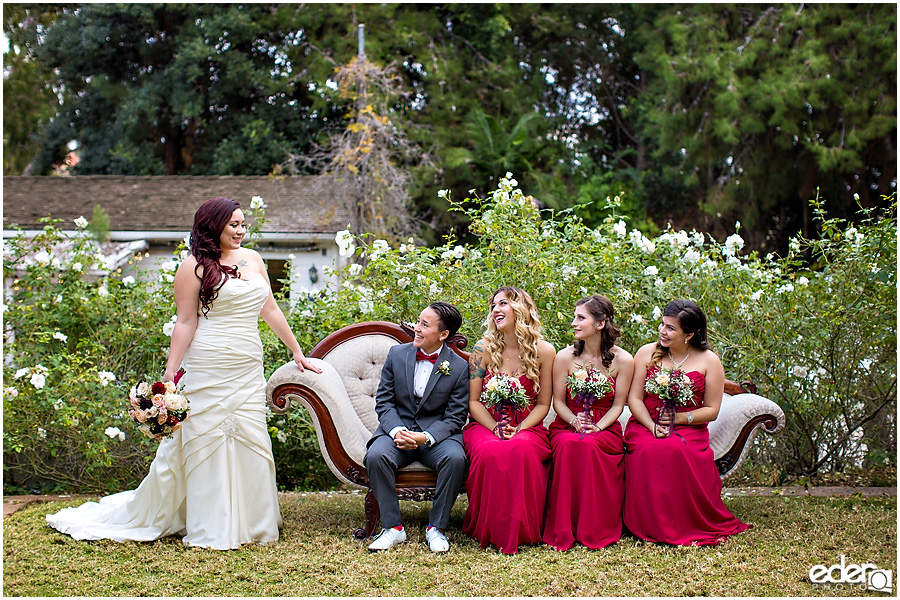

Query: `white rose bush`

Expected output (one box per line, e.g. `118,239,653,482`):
278,177,896,482
3,183,895,493
3,199,274,493
3,217,179,493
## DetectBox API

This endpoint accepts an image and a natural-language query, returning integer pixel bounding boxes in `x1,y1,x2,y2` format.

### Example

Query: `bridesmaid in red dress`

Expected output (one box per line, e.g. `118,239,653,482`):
543,295,634,550
623,299,751,546
462,286,555,554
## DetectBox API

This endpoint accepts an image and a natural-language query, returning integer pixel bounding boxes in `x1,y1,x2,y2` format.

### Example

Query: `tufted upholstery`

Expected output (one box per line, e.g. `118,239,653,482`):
319,335,394,435
267,358,373,486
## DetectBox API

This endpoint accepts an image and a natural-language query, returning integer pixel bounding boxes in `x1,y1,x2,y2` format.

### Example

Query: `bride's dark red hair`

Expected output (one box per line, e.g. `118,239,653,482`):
190,197,242,317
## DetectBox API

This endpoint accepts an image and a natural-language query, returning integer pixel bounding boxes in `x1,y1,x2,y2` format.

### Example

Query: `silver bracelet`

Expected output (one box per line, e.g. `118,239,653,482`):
686,411,694,424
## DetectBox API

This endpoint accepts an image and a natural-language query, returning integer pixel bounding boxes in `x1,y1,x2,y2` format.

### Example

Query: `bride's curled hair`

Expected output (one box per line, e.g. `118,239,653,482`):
483,286,544,393
190,197,242,317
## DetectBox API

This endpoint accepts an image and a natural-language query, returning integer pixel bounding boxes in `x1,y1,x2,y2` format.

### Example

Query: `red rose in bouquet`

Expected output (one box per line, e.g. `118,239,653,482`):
128,369,190,442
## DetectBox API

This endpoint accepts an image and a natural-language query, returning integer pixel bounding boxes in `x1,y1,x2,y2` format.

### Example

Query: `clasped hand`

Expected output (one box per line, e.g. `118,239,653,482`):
394,430,426,450
653,407,672,437
494,422,521,440
571,414,601,434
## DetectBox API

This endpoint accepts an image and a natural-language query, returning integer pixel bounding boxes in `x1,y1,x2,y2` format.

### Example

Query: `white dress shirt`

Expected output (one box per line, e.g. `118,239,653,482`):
413,346,441,398
389,345,442,447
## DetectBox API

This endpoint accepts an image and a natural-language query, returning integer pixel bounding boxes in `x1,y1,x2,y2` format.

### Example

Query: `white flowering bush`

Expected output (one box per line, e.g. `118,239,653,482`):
2,200,336,494
710,198,897,478
3,218,177,493
275,175,896,480
4,182,895,491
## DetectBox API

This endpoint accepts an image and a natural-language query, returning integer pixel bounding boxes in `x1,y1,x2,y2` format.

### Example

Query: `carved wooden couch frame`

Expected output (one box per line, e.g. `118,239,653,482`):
266,320,786,539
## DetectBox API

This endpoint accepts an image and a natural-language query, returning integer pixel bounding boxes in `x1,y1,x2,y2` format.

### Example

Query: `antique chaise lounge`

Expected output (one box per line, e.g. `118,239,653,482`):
266,321,785,538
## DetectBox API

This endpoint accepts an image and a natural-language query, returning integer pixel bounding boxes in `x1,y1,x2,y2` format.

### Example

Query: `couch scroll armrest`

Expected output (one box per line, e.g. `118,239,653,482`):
266,359,371,490
709,392,785,480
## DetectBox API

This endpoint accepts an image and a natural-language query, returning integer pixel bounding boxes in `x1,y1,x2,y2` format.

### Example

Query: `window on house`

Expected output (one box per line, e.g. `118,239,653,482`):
264,259,287,296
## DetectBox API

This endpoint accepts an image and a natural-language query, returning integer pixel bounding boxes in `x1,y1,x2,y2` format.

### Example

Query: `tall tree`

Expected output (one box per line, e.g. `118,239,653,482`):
25,4,333,175
445,109,561,205
282,51,420,240
633,4,897,249
507,5,672,227
3,5,63,175
278,4,568,240
8,4,894,251
496,4,897,249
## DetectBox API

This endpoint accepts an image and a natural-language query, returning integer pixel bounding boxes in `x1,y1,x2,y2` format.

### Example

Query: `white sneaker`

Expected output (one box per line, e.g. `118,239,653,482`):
426,527,450,552
368,527,406,551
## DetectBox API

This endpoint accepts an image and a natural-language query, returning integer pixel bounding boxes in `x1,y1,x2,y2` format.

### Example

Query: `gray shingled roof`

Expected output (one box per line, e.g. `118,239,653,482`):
2,176,351,234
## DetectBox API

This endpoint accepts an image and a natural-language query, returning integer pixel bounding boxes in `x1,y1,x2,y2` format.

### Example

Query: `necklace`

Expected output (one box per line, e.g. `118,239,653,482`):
579,355,608,377
668,350,691,370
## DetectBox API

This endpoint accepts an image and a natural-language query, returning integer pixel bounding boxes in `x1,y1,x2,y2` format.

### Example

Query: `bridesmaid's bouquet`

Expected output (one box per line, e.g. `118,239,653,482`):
644,366,694,405
565,366,613,439
481,373,529,440
644,366,694,438
128,371,190,442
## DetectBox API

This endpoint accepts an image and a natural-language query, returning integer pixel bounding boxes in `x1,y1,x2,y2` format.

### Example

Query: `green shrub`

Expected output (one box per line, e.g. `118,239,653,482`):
3,203,340,494
3,218,174,493
4,178,895,494
284,176,896,479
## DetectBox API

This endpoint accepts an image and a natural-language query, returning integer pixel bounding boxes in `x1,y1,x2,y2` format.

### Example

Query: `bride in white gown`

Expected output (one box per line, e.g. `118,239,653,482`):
47,197,321,550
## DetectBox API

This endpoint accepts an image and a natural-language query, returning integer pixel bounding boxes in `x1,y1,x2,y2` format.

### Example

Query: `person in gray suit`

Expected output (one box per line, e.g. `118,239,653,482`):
363,301,470,552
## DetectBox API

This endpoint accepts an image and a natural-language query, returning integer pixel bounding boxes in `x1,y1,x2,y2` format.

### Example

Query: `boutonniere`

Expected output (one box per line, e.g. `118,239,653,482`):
438,360,451,376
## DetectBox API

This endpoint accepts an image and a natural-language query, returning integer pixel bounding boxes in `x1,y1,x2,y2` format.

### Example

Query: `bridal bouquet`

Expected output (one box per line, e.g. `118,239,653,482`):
128,372,190,442
644,366,694,438
481,373,530,440
565,366,613,439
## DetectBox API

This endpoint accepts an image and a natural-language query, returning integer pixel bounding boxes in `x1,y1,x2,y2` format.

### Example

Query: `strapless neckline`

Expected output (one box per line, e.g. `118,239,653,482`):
230,272,265,284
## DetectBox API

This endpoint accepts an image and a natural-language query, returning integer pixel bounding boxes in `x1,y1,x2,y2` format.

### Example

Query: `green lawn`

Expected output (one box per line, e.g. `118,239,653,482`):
4,491,896,596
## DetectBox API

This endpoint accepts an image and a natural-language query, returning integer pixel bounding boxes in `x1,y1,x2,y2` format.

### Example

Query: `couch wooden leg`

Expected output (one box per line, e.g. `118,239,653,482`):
353,489,380,539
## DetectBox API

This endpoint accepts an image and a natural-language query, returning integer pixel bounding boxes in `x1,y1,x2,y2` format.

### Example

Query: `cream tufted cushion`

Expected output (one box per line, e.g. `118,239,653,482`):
320,335,397,434
542,405,558,428
267,359,373,487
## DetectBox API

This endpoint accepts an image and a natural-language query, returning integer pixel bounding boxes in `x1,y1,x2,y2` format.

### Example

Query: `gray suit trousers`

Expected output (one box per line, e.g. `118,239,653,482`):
363,435,468,530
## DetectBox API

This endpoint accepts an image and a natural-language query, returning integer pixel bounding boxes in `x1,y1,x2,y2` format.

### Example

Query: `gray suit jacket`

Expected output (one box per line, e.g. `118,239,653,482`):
367,342,470,448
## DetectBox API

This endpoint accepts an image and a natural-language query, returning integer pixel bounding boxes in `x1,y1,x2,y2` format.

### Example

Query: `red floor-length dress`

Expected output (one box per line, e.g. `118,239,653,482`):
623,368,751,545
543,380,625,550
462,373,552,554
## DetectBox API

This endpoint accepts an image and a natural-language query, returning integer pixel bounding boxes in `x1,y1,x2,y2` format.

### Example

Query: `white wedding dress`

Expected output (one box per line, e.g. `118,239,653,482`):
47,273,282,549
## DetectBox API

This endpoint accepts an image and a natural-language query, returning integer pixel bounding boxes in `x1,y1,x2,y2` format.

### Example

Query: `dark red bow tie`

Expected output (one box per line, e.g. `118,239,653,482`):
416,349,437,363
